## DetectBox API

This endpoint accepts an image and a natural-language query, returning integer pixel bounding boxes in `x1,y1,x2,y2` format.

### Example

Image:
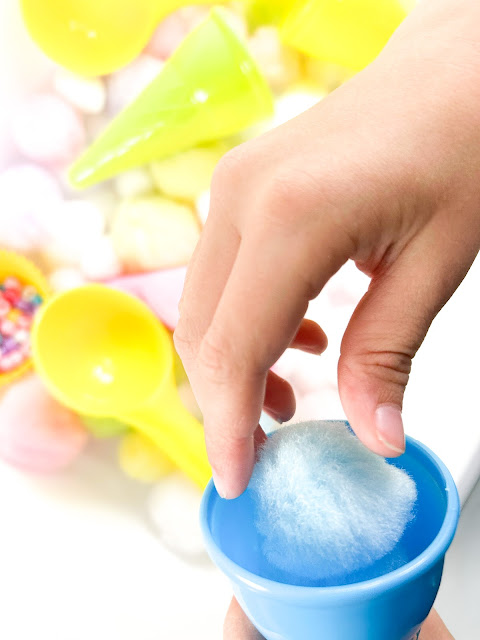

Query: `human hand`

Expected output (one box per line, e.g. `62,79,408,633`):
175,0,480,499
224,598,454,640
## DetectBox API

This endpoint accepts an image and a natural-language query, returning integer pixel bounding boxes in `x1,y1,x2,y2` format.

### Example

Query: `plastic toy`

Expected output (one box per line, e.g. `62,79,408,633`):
20,0,224,77
69,8,274,188
0,250,49,387
281,0,407,71
201,428,460,640
31,284,211,488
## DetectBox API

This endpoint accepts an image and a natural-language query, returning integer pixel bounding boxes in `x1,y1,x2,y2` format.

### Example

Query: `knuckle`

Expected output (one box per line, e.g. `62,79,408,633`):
211,146,250,192
357,349,413,389
197,332,237,385
259,166,323,229
172,323,197,362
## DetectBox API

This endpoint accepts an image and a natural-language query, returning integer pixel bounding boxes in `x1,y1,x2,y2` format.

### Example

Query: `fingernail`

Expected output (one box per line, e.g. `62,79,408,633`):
375,404,405,454
212,470,228,499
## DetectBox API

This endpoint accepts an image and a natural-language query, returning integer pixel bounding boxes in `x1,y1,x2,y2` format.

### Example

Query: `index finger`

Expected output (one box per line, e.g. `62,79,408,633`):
197,219,349,498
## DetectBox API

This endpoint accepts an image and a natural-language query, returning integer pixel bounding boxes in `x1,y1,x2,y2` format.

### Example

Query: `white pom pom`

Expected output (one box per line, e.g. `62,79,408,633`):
148,472,205,558
0,164,63,251
53,69,106,115
80,235,122,281
49,267,86,293
250,421,417,584
11,93,85,165
41,199,106,267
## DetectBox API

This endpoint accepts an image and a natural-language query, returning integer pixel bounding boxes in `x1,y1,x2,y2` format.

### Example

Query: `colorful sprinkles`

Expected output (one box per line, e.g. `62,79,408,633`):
0,276,43,372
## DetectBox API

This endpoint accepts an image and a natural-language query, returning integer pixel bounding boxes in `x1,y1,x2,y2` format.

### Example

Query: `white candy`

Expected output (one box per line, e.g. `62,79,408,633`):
0,164,63,251
53,69,106,115
248,27,302,93
113,168,154,199
84,185,119,229
49,267,86,293
272,89,325,128
148,472,205,559
80,234,122,281
107,55,164,115
41,199,106,267
195,190,210,226
250,421,417,584
11,93,86,165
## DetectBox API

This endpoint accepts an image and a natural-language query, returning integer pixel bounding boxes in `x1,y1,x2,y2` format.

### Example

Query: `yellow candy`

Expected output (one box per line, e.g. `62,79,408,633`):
7,309,21,324
119,431,175,483
20,0,223,77
150,144,227,202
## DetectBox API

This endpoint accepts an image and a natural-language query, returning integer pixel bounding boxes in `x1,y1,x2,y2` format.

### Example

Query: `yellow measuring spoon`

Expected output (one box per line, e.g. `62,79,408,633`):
31,284,211,488
20,0,223,76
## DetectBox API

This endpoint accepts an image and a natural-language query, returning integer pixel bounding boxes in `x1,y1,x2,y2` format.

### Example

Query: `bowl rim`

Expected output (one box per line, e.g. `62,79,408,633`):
200,433,460,604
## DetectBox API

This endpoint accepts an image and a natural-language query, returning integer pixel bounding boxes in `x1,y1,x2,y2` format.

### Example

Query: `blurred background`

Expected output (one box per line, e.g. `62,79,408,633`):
0,0,478,637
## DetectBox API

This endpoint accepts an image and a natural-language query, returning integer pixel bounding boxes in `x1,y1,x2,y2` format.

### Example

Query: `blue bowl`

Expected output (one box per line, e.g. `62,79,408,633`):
200,433,460,640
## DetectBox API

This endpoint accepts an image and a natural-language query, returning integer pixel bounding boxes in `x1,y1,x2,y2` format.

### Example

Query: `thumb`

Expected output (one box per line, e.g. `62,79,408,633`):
338,226,476,457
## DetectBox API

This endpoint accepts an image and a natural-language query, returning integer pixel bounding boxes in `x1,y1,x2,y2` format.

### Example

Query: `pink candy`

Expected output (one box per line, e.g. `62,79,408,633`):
0,376,89,473
11,93,86,166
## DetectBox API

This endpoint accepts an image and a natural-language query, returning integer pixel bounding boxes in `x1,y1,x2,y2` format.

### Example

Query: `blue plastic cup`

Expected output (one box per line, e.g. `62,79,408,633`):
200,432,460,640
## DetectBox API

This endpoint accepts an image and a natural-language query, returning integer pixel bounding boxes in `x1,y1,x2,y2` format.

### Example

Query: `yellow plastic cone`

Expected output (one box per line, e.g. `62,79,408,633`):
281,0,408,72
20,0,225,77
69,8,273,189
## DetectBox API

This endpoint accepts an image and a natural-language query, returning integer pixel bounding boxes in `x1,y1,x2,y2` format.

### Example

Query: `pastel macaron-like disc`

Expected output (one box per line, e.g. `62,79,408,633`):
0,376,89,473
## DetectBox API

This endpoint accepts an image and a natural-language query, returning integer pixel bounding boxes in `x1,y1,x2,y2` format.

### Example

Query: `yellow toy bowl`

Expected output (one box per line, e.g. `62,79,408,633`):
0,249,50,387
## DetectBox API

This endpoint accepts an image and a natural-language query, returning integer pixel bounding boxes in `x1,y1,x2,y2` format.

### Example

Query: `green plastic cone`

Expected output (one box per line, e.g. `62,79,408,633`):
69,8,274,188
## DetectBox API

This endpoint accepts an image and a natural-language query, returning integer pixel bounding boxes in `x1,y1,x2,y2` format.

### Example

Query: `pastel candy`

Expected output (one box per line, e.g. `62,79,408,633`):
0,164,63,252
79,235,122,281
107,266,187,330
118,431,175,483
248,26,302,92
49,267,86,293
113,168,155,200
0,376,88,473
11,94,86,166
53,69,106,115
144,12,189,60
41,199,106,268
111,197,200,272
107,54,164,116
150,144,226,201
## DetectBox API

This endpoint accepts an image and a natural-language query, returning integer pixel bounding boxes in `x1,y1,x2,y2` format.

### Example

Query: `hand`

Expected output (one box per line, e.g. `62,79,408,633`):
223,598,454,640
175,0,480,499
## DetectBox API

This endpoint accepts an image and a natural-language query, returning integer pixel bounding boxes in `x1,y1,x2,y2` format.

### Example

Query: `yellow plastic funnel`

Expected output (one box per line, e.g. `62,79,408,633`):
20,0,225,77
69,8,273,188
31,284,211,488
281,0,407,72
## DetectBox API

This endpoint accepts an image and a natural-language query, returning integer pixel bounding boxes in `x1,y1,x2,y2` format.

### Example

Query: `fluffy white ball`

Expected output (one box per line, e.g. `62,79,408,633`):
11,94,85,166
0,164,63,251
249,421,417,583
